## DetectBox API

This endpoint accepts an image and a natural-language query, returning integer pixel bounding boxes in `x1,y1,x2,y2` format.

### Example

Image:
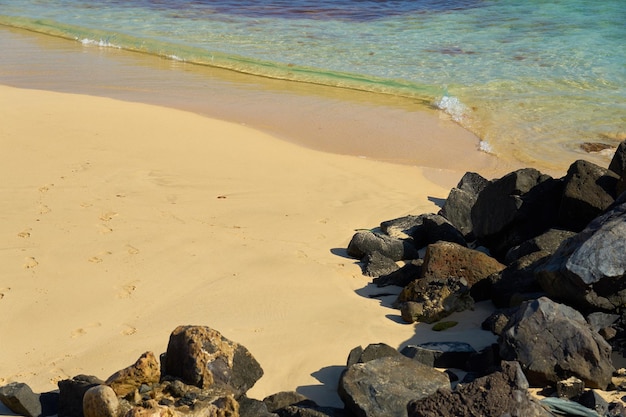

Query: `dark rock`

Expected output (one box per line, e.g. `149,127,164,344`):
464,344,501,375
505,228,577,264
421,242,505,289
0,383,42,417
556,376,585,399
347,343,402,367
162,325,263,398
58,375,104,417
482,309,516,336
609,402,626,417
440,172,489,239
264,391,315,413
471,168,562,258
400,342,476,369
558,159,618,232
338,355,450,417
407,361,552,417
396,276,474,324
347,230,419,261
581,142,614,153
499,297,614,389
263,392,347,416
239,395,279,417
490,251,549,308
373,260,422,287
578,390,609,416
362,252,399,278
380,213,467,249
536,202,626,312
609,140,626,177
587,312,620,333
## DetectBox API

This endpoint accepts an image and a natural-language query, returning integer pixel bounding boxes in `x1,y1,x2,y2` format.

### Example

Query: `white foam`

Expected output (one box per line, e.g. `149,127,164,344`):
168,55,185,62
79,38,120,48
434,94,467,123
478,140,495,154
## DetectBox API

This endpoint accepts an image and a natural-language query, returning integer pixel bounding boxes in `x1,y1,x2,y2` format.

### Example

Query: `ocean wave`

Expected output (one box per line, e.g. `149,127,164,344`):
79,38,120,48
433,94,467,123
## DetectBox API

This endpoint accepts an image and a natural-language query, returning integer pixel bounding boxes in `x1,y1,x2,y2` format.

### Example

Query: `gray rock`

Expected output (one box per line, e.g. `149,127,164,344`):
401,342,476,369
499,297,614,389
373,260,422,288
490,251,549,308
239,395,279,417
162,325,263,398
396,276,474,324
338,356,450,417
540,397,600,417
536,202,626,311
505,228,577,264
557,159,618,232
347,230,419,261
346,343,402,367
407,361,552,417
587,312,620,334
439,171,489,239
362,252,399,278
380,213,466,249
0,383,41,417
578,390,609,416
264,391,315,413
83,385,118,417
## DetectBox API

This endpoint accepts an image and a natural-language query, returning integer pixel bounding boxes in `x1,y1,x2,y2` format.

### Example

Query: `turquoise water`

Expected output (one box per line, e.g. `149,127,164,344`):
0,0,624,167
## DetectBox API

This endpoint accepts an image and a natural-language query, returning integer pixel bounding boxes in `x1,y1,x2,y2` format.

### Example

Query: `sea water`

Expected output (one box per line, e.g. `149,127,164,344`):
0,0,624,168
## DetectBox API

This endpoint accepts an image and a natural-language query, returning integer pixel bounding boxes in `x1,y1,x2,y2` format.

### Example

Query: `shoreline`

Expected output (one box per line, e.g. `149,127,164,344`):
0,84,501,412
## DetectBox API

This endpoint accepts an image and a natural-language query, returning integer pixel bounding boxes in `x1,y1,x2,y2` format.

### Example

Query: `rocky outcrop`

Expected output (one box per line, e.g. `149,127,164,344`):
105,351,160,398
499,297,614,389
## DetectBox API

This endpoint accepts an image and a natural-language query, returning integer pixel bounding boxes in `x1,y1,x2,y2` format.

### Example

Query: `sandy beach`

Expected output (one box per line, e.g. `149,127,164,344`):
0,84,507,414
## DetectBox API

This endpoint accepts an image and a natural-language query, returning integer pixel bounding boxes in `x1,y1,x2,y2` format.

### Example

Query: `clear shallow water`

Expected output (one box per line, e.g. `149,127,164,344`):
0,0,624,168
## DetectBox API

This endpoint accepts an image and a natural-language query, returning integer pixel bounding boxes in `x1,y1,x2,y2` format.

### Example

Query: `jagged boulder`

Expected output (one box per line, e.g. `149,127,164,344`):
401,342,476,369
536,201,626,312
380,213,467,248
0,383,43,417
406,361,552,417
346,343,403,367
373,260,422,288
347,230,418,261
471,168,562,258
362,251,399,277
105,351,160,397
557,159,618,232
498,297,614,389
162,325,263,398
490,251,549,308
608,140,626,195
396,276,474,323
504,228,576,264
338,356,450,417
440,171,489,239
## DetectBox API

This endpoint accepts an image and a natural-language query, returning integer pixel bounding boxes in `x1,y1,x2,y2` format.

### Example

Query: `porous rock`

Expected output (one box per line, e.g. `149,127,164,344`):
162,325,263,398
105,351,160,397
83,385,119,417
396,276,474,324
499,297,614,389
407,361,551,417
536,201,626,312
557,159,618,232
338,356,449,417
421,241,505,288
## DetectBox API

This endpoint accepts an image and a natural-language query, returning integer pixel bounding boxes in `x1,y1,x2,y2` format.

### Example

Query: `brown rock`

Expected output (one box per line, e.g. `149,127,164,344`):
105,351,160,397
421,242,505,287
83,385,119,417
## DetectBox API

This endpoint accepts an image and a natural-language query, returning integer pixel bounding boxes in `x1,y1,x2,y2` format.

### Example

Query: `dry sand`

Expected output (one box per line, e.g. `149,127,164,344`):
0,84,502,413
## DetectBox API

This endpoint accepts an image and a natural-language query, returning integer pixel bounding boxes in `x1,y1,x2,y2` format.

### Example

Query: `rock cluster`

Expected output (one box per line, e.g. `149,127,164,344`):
5,144,626,417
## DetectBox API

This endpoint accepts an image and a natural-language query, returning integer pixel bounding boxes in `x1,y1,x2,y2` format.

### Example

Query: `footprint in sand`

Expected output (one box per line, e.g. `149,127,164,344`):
97,224,113,234
126,245,140,255
99,211,118,221
17,228,31,238
71,322,101,338
121,325,137,336
38,184,54,193
0,287,10,299
38,204,51,215
116,281,139,299
88,256,103,264
24,257,38,269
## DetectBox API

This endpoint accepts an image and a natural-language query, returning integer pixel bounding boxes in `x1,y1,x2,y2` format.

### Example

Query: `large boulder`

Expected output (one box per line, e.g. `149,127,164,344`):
498,297,614,389
439,171,489,239
421,241,505,289
609,140,626,195
504,228,576,264
162,325,263,398
406,361,552,417
347,230,419,261
490,251,549,308
557,159,618,232
338,356,450,417
380,213,466,248
58,375,104,417
83,385,119,417
536,201,626,312
471,168,562,258
0,383,43,417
